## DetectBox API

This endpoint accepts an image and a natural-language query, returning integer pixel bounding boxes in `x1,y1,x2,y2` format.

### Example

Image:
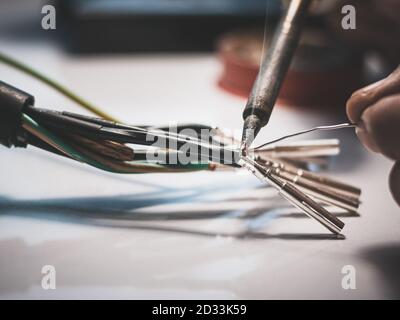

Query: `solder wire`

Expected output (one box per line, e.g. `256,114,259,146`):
252,123,357,150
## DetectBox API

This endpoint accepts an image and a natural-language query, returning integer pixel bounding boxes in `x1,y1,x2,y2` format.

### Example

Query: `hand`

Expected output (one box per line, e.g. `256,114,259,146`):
346,66,400,205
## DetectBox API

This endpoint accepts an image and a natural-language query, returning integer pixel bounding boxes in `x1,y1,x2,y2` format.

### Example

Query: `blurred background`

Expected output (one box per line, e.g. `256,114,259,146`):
1,0,397,108
0,0,278,52
1,0,400,300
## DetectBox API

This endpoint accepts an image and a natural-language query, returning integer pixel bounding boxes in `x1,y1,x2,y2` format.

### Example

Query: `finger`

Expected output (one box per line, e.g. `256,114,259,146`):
346,67,400,123
361,94,400,160
355,124,381,153
389,161,400,206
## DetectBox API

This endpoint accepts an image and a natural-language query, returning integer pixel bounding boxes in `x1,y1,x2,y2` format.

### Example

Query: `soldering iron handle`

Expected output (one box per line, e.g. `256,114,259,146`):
243,0,312,127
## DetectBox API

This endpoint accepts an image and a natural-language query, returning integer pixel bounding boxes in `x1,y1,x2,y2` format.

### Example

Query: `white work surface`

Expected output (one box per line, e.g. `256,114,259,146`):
1,40,400,300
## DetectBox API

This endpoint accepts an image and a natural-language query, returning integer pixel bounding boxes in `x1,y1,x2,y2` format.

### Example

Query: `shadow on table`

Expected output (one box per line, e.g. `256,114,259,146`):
0,183,348,296
362,243,400,299
0,183,347,241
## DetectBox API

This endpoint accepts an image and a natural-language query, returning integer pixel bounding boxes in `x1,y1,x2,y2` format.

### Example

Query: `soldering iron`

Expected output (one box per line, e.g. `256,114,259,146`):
241,0,312,150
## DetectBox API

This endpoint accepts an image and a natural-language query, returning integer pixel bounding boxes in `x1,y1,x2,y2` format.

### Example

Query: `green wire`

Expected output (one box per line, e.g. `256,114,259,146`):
0,52,119,122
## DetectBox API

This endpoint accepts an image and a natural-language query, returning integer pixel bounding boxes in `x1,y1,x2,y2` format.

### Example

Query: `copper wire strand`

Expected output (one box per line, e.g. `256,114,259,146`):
57,132,135,162
66,139,205,174
23,119,209,173
22,122,73,158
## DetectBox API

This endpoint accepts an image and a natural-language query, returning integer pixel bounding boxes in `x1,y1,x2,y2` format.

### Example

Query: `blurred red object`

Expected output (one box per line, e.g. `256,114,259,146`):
217,29,363,108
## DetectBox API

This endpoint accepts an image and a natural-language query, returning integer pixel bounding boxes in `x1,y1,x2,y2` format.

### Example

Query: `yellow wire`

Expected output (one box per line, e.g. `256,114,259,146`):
0,52,119,122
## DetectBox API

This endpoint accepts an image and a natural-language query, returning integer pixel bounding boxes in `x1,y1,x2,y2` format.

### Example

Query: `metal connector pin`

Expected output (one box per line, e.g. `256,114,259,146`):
239,156,345,235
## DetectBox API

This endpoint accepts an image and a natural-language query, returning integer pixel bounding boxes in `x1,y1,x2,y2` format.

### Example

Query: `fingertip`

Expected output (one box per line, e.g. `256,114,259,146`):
389,161,400,207
346,93,363,124
346,87,372,123
363,94,400,160
346,77,389,123
355,126,381,153
346,91,359,123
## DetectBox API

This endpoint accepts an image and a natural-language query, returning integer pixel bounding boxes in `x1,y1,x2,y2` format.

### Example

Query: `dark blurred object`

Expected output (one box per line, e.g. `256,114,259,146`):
0,0,44,39
217,27,363,108
326,0,400,72
55,0,281,53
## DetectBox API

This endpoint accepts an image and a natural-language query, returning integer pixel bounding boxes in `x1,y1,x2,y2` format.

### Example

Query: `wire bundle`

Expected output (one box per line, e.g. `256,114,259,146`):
0,52,246,173
0,52,361,234
20,108,233,174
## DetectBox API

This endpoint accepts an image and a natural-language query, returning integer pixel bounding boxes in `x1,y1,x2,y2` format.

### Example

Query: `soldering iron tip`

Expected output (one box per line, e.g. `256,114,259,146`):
241,114,262,153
